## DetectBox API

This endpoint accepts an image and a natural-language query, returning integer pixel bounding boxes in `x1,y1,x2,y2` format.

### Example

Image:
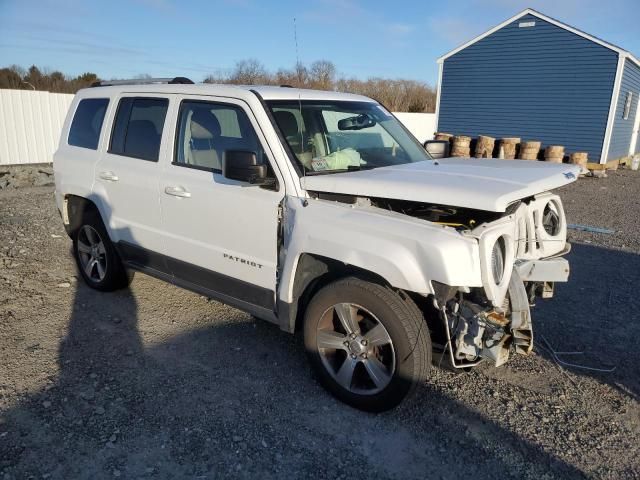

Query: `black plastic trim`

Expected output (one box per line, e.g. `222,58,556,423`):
171,161,220,174
249,89,304,177
117,241,276,313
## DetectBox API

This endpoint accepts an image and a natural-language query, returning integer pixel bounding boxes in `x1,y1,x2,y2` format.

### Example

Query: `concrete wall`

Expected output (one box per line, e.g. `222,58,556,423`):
0,89,74,165
0,89,436,165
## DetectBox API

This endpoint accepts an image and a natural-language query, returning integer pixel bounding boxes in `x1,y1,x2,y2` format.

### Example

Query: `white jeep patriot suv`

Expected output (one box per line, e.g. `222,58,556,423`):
53,77,578,411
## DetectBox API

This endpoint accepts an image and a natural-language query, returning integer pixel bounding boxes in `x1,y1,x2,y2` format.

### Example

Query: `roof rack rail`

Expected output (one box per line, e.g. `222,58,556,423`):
90,76,194,87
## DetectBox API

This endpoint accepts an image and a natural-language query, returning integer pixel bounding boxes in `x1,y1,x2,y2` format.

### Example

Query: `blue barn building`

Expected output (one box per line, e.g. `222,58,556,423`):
435,9,640,164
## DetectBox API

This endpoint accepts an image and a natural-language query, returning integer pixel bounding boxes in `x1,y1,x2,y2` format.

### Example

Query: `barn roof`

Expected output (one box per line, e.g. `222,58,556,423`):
437,8,640,67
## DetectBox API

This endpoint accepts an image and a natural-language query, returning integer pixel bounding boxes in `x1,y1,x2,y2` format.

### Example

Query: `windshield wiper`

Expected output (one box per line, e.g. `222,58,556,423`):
346,165,377,171
304,165,378,176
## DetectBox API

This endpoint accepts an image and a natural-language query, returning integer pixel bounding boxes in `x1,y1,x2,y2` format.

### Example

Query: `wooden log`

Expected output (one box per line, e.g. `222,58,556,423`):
451,135,471,157
434,132,453,142
544,145,565,163
570,152,589,174
519,141,541,160
475,135,495,158
570,152,588,165
500,137,520,159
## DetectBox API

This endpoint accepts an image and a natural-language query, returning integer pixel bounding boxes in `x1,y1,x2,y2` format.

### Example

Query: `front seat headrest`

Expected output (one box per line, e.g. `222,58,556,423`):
274,110,299,138
190,109,221,139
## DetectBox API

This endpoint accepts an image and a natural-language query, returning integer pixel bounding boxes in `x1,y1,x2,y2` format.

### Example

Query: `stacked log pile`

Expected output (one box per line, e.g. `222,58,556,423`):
499,138,520,159
451,136,471,157
570,152,589,174
545,146,565,163
475,136,495,158
430,132,603,176
519,141,541,160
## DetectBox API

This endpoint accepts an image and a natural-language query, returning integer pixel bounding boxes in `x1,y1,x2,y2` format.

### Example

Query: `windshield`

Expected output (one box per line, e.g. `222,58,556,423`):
266,100,433,174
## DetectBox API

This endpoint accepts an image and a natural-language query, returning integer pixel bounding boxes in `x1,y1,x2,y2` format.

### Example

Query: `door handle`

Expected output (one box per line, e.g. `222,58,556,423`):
164,186,191,198
98,171,119,182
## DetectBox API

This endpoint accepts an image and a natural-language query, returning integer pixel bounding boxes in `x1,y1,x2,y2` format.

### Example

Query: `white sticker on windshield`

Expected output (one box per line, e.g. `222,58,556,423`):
311,157,329,171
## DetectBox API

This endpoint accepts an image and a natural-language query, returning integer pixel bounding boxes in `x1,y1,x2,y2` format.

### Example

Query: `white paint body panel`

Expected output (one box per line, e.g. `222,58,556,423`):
301,158,580,212
53,84,576,321
92,93,174,254
156,94,285,291
278,196,483,302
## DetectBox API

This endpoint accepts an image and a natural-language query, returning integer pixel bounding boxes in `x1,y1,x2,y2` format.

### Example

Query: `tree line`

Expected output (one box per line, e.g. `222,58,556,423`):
0,65,98,94
205,59,436,112
0,61,436,112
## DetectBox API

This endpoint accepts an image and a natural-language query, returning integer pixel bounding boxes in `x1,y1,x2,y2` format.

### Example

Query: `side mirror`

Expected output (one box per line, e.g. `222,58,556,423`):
423,140,450,159
223,150,272,185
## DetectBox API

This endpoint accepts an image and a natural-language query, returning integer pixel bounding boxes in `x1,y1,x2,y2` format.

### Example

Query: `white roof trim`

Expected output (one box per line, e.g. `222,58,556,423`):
600,56,626,164
437,8,640,67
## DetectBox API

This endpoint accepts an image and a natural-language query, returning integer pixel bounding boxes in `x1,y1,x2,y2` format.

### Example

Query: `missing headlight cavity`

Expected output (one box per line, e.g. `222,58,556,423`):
491,237,506,284
542,201,561,236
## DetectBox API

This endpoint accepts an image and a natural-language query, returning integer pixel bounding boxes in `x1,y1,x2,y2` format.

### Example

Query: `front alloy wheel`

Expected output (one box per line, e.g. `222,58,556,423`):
317,303,395,395
304,277,431,412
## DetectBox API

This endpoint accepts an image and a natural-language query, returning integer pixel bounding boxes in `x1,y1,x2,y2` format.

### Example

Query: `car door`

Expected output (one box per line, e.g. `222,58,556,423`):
93,94,171,271
158,96,285,311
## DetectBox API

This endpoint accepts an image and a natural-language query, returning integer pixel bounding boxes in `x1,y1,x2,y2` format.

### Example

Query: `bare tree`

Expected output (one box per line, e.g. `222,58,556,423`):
229,59,270,85
0,60,437,111
309,60,336,90
293,61,308,87
0,67,24,90
0,65,100,93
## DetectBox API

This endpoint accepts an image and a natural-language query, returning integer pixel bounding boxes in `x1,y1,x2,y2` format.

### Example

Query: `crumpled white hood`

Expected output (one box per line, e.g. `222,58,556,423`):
300,158,581,212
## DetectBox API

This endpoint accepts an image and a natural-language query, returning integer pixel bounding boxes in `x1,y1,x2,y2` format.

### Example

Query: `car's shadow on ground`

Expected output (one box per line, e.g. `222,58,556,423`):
2,243,637,479
534,242,640,400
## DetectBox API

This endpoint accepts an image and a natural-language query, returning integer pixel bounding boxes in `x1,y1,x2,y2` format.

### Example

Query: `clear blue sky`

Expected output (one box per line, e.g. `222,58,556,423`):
1,0,639,86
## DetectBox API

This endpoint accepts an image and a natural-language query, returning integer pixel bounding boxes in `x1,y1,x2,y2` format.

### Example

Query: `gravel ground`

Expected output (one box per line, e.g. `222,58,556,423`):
0,169,639,479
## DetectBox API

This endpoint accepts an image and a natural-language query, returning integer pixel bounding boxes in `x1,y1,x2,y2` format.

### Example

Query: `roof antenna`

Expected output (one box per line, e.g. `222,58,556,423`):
293,17,300,74
293,16,306,178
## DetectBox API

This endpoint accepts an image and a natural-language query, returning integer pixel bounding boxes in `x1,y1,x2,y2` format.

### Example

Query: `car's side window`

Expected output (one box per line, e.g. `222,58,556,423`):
109,97,169,162
174,100,264,172
68,98,109,150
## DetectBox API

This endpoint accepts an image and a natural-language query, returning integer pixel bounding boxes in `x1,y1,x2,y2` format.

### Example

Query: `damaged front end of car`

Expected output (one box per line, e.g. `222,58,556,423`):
432,192,570,369
375,192,571,370
303,188,572,370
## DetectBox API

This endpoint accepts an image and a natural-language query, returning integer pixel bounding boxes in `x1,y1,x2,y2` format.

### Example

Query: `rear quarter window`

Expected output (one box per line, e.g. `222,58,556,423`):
68,98,109,150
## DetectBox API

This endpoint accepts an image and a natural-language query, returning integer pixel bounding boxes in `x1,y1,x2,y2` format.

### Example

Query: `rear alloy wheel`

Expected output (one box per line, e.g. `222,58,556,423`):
76,225,108,283
73,211,129,291
304,277,431,412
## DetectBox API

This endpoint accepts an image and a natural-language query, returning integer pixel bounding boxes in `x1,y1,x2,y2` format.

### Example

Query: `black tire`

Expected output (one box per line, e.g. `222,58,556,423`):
304,277,431,412
72,210,130,292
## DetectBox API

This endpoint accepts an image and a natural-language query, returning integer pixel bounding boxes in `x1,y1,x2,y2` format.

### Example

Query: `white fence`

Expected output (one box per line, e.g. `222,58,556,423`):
393,112,436,144
0,89,436,165
0,89,74,165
